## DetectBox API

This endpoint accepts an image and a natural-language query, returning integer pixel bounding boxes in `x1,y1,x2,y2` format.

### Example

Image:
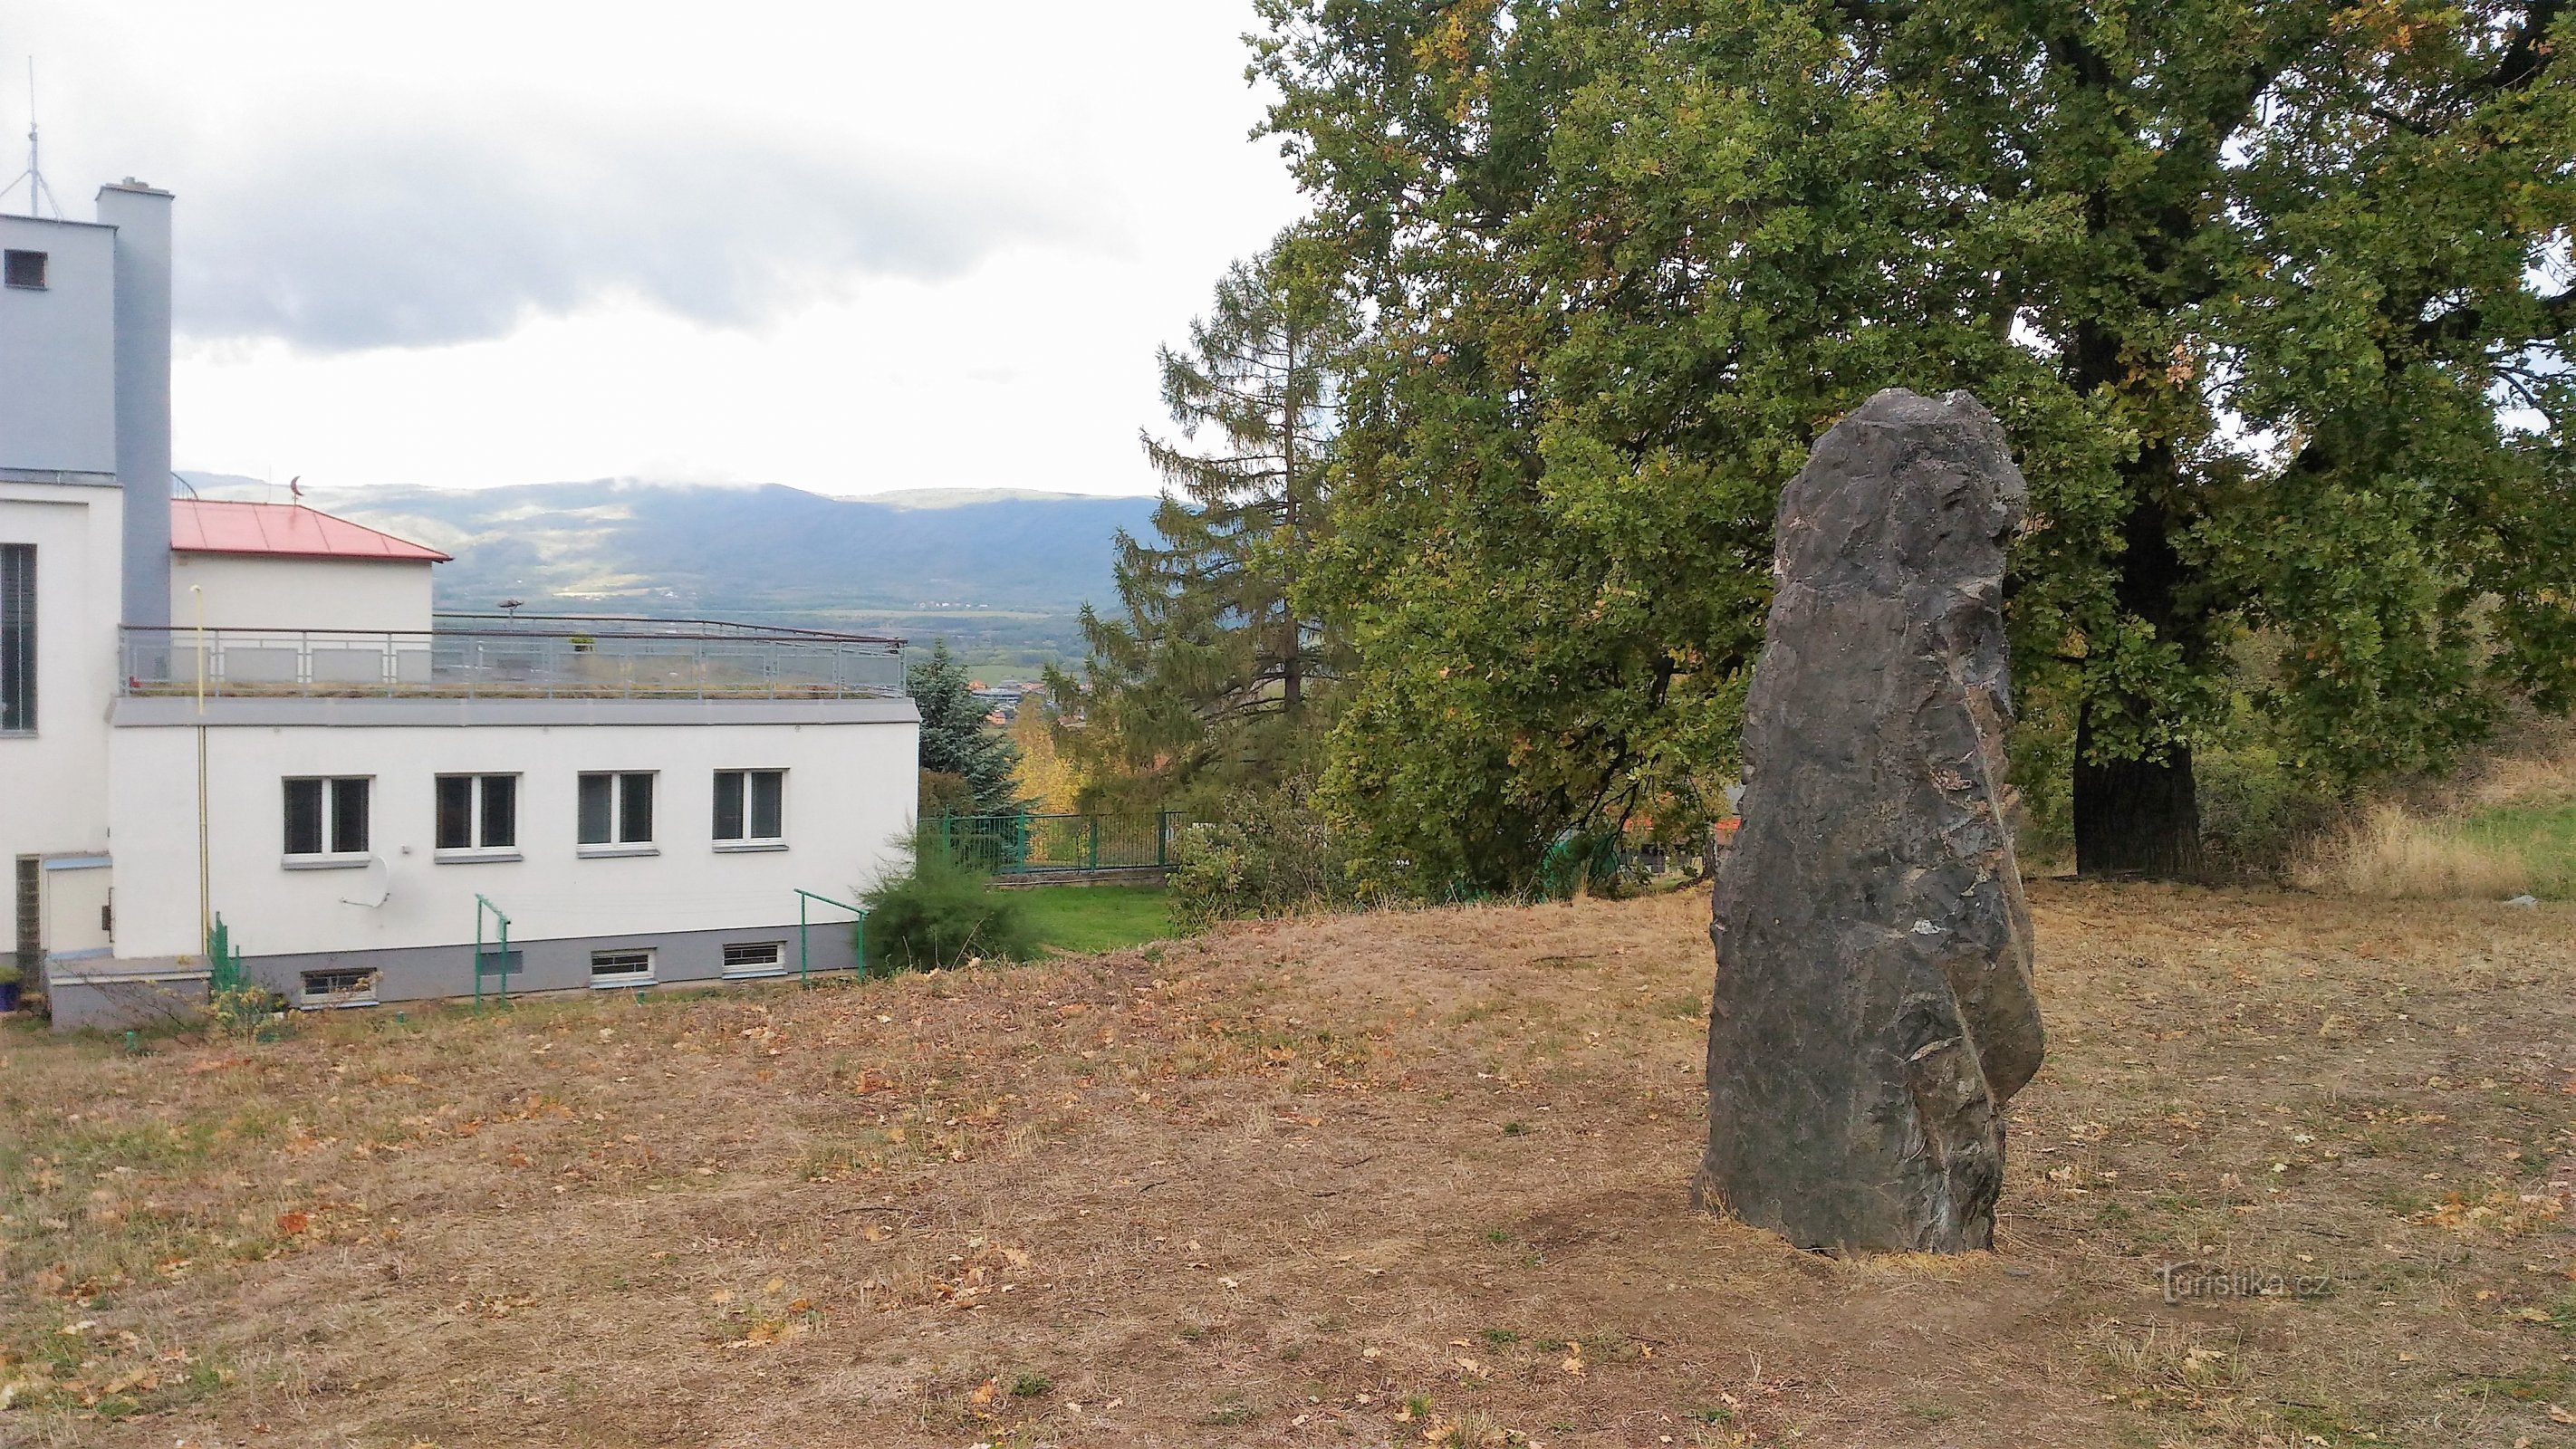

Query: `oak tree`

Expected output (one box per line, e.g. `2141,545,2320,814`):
1256,0,2576,886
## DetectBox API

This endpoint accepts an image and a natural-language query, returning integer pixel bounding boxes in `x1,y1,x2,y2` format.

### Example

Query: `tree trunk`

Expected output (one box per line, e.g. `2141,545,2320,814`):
2071,706,2203,878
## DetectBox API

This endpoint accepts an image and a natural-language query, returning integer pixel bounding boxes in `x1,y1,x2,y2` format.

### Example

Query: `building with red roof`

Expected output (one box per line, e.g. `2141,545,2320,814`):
171,499,453,562
169,500,450,634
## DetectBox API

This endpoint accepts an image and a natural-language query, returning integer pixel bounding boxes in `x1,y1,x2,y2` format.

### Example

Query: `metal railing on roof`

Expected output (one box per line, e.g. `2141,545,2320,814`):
120,615,907,701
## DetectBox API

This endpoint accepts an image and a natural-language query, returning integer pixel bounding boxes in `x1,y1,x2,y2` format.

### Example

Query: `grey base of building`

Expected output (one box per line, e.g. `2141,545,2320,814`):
44,922,859,1031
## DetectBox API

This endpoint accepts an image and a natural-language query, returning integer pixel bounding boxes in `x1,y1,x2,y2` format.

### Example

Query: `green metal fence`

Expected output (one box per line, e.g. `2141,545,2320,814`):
935,811,1179,875
207,915,245,996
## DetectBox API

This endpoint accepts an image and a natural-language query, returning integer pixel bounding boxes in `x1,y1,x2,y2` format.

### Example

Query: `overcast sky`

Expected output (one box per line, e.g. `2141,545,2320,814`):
5,2,1305,496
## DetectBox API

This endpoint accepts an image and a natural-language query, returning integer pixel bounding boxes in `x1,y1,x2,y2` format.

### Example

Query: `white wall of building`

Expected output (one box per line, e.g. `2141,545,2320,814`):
169,552,437,634
0,216,120,478
1,482,126,954
106,702,918,962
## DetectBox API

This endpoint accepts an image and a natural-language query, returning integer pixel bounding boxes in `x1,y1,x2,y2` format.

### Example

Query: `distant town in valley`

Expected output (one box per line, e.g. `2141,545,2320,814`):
178,473,1155,671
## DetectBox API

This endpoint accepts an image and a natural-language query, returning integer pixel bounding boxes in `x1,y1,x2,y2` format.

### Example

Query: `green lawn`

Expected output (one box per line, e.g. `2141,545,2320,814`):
2463,801,2576,897
1011,884,1177,955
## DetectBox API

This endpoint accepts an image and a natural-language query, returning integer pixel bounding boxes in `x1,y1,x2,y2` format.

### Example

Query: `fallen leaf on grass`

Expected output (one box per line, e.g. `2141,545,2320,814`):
275,1211,310,1236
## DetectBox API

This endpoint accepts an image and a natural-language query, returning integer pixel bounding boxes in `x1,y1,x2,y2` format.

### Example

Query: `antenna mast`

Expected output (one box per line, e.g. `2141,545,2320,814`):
1,58,63,219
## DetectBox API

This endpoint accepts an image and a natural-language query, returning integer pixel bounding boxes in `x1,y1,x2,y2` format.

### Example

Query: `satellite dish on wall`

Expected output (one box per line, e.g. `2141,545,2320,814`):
338,856,391,909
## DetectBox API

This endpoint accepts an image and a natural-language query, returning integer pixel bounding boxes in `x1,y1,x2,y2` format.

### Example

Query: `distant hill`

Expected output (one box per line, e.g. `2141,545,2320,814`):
177,475,1158,665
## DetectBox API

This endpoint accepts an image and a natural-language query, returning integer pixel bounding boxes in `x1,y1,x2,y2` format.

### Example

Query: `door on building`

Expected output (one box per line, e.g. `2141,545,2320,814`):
41,857,112,965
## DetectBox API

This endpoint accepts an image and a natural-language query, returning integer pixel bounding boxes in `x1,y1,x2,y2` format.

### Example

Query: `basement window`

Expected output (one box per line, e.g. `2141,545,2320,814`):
590,948,655,987
577,772,656,854
722,940,786,978
283,776,370,863
435,773,519,859
299,967,378,1009
3,250,45,289
712,769,785,849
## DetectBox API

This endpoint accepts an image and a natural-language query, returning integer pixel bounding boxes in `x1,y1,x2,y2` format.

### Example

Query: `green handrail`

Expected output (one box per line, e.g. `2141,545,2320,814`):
474,894,513,1010
795,889,865,984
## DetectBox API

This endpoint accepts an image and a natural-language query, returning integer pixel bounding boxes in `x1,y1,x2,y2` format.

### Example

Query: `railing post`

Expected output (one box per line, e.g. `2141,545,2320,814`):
1089,814,1100,871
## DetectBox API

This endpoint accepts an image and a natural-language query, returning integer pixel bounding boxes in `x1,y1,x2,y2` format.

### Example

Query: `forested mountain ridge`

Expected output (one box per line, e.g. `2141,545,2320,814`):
178,475,1157,638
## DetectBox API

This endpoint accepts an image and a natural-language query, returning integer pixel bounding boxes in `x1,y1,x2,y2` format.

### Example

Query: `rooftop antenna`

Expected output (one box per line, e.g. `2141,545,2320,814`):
0,59,63,219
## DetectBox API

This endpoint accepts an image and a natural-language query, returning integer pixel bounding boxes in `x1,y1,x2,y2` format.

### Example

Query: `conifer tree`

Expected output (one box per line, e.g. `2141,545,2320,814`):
1048,234,1358,813
909,641,1021,816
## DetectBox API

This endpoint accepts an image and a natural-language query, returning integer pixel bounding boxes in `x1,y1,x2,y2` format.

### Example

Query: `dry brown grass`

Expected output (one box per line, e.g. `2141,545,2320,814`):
3,883,2572,1448
2466,718,2576,811
2294,804,2537,900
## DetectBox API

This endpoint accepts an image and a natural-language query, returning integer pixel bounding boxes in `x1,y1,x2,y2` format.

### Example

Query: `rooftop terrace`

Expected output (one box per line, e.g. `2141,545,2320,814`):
120,614,907,701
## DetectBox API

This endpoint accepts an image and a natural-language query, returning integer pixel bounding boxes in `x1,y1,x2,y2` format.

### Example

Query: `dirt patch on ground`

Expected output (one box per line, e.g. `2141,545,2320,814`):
2,882,2571,1447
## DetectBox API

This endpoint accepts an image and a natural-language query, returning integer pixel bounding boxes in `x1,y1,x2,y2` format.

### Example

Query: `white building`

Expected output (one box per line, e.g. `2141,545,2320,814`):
2,181,918,1028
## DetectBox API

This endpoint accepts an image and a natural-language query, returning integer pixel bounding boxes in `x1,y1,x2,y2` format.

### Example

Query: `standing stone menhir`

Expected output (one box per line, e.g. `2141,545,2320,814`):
1699,388,2045,1254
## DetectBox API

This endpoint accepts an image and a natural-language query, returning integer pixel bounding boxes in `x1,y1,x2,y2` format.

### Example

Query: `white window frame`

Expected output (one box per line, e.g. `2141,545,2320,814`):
589,947,656,988
282,775,372,868
576,771,658,857
712,768,787,851
721,940,787,979
434,772,522,862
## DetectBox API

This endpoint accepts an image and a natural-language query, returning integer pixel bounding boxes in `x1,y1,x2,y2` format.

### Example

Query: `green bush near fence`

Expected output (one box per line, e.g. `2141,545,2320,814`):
1169,782,1357,929
860,824,1037,974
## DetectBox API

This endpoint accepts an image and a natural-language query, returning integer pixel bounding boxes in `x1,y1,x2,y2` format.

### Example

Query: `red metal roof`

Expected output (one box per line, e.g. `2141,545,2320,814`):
169,500,451,563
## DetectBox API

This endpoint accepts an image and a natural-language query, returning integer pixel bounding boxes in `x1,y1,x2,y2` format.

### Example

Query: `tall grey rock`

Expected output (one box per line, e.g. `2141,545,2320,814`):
1699,388,2045,1254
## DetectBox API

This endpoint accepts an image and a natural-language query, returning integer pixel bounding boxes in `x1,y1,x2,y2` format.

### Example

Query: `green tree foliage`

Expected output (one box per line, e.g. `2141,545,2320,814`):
1047,235,1359,815
909,641,1021,815
860,822,1036,973
1253,0,2576,887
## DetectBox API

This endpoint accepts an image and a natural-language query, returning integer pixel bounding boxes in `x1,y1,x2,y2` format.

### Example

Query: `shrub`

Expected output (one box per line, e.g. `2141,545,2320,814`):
2195,742,2339,881
860,824,1036,974
1169,780,1356,929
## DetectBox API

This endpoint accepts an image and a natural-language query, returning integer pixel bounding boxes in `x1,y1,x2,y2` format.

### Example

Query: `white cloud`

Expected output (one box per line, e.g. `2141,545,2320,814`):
175,107,1098,350
4,0,1303,494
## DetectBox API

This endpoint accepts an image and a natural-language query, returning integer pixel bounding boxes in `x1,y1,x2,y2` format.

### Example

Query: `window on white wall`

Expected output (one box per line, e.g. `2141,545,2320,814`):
0,544,31,734
283,777,370,860
435,774,519,855
712,769,785,847
723,940,786,977
577,772,656,851
300,967,379,1008
590,948,655,986
3,250,45,289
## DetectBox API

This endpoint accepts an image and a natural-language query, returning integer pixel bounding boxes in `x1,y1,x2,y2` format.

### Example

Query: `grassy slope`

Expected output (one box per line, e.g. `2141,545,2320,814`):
2,885,2571,1447
1013,884,1175,957
2465,802,2576,897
